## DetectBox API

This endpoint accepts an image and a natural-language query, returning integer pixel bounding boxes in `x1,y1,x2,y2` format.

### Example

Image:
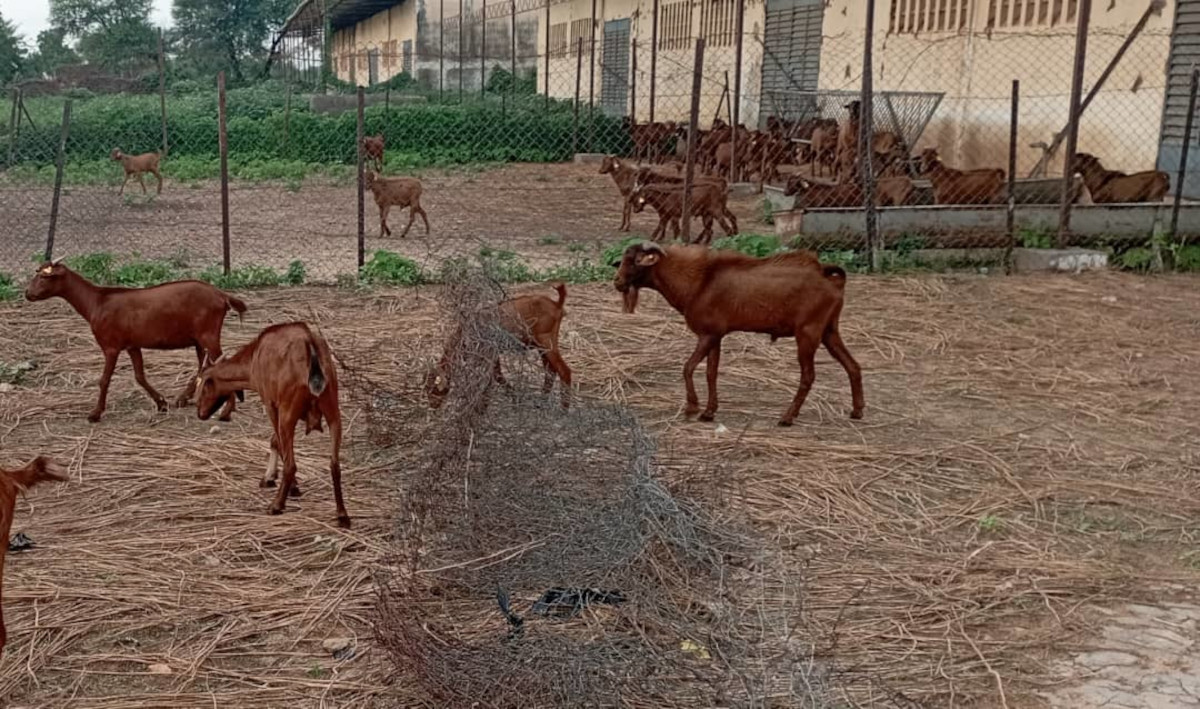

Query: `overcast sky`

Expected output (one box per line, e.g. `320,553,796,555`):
2,0,175,45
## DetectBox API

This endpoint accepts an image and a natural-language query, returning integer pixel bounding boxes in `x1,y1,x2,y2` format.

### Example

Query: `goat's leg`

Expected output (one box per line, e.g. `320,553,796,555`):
545,349,572,409
328,411,350,528
414,202,430,234
682,336,717,419
262,431,281,488
128,348,168,412
399,205,418,238
137,173,148,195
89,350,121,422
780,333,820,427
823,324,864,420
670,217,681,242
621,197,631,231
268,419,298,516
699,338,722,421
175,345,205,408
119,173,130,196
153,168,163,194
380,204,392,237
697,215,715,245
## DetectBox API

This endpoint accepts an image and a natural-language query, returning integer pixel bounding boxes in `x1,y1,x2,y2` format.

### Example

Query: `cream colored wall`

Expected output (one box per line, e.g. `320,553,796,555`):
331,2,421,86
819,0,1173,173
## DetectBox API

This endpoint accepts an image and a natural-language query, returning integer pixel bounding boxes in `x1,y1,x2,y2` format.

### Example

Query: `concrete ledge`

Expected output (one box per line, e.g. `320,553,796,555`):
1013,247,1108,273
573,153,607,164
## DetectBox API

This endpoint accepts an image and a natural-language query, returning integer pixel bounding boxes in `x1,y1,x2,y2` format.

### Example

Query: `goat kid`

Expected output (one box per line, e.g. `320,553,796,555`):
111,149,163,196
25,260,245,422
630,182,738,245
613,242,864,426
196,323,350,528
0,457,66,652
598,155,637,231
365,170,431,238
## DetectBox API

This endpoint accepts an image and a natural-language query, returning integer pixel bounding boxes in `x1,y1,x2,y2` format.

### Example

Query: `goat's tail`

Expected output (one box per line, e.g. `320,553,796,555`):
306,339,328,397
822,265,848,289
550,281,567,307
2,456,68,490
226,295,248,325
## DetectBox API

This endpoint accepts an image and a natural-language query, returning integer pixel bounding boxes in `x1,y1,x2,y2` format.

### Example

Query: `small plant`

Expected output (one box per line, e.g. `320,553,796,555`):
360,250,425,285
760,198,775,226
307,663,327,679
977,515,1002,533
601,237,643,266
539,235,562,246
285,260,307,286
0,272,17,301
1018,227,1053,249
478,247,534,283
713,233,785,258
538,259,615,284
0,360,36,385
1116,247,1155,272
893,233,927,257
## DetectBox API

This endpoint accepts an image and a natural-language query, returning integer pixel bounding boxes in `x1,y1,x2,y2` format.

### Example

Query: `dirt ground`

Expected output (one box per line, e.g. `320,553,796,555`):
0,163,773,281
2,269,1200,707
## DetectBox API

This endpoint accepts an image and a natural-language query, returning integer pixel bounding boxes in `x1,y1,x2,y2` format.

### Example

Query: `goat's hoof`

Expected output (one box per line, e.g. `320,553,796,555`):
87,411,102,423
337,516,352,529
699,411,715,422
173,396,190,408
267,505,284,516
154,400,168,412
218,413,232,422
683,405,701,419
777,419,794,428
261,479,277,488
850,409,864,420
288,485,303,499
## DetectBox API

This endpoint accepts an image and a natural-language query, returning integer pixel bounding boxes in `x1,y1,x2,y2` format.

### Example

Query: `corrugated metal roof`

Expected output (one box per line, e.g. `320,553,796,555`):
280,0,407,34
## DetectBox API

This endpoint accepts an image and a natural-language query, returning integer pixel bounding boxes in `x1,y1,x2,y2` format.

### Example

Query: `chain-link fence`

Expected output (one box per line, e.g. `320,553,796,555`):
2,0,1199,290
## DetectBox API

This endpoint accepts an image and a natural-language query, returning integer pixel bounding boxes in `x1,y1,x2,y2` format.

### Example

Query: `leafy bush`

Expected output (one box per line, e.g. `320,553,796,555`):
1117,247,1155,272
59,251,307,289
360,250,425,285
712,233,785,258
0,272,17,301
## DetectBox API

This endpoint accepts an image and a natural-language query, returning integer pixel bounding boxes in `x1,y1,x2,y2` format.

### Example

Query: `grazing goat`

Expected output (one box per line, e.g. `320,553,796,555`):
25,260,245,423
1072,152,1170,203
426,283,571,410
808,120,839,177
111,149,163,196
613,242,863,426
365,170,430,238
918,148,1006,205
196,323,350,528
599,155,638,231
0,457,66,652
631,182,739,245
784,177,863,208
361,134,386,172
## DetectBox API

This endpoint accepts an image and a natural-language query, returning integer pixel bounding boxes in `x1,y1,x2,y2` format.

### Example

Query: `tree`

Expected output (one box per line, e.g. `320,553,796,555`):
50,0,157,74
0,11,26,85
28,29,81,78
172,0,293,83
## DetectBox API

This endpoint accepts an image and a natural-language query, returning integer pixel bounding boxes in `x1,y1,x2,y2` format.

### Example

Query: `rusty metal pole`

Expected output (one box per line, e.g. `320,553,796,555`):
731,0,744,181
218,72,231,275
45,100,72,262
481,0,488,99
573,37,584,154
631,40,638,125
860,0,879,271
1057,0,1091,248
7,89,18,167
158,30,168,157
440,0,445,101
588,0,597,150
1169,68,1199,243
357,87,366,269
682,38,705,244
649,0,658,123
511,0,517,102
1005,79,1020,275
459,0,465,102
544,0,551,109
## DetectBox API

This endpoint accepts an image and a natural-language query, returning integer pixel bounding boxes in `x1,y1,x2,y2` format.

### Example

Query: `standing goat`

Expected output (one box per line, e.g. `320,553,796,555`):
426,283,571,409
361,134,386,172
196,322,350,528
111,149,163,196
365,170,430,238
613,242,864,426
25,261,245,422
598,155,637,231
0,457,67,652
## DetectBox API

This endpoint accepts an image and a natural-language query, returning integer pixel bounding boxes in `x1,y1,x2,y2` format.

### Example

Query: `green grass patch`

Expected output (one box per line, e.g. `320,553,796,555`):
0,272,18,301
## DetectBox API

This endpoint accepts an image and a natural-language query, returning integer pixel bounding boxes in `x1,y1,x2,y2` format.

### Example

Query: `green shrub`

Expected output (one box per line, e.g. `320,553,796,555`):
360,250,425,285
1117,247,1155,272
285,260,307,285
477,246,534,283
712,233,785,258
0,273,17,301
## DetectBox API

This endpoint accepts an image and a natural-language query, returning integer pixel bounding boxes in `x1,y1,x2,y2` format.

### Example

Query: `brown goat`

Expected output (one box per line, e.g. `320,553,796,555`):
111,149,163,196
196,322,349,528
613,242,864,426
1072,152,1170,203
784,176,863,208
361,134,386,172
918,148,1006,205
808,121,839,177
631,182,739,245
25,260,245,423
426,283,571,409
629,121,677,163
0,456,66,653
875,176,916,207
365,170,430,238
599,155,638,231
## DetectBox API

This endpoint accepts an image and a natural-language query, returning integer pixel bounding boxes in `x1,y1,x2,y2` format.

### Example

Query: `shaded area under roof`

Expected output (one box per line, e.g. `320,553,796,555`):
281,0,405,34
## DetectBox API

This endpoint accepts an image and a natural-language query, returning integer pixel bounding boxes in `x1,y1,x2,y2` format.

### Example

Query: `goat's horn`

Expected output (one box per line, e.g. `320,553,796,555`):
641,241,666,254
51,256,64,265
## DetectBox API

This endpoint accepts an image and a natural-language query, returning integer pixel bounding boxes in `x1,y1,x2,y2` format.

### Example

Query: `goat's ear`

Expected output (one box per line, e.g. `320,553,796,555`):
635,251,661,267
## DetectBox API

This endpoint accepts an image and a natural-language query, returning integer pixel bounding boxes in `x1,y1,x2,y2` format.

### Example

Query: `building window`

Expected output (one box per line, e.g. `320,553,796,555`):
549,22,568,57
358,53,368,71
987,0,1075,29
569,18,593,55
659,0,693,51
701,0,735,47
890,0,970,34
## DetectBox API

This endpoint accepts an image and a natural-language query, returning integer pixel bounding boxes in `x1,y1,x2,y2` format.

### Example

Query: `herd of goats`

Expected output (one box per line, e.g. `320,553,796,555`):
0,99,1173,655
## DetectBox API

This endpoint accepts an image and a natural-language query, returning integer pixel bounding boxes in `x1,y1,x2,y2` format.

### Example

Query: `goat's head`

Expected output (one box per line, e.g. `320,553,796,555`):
613,241,665,314
918,148,941,174
629,189,649,214
783,176,811,197
423,364,450,409
1071,152,1100,174
844,100,862,119
598,155,619,175
25,258,68,302
364,170,379,188
110,148,124,161
195,354,244,421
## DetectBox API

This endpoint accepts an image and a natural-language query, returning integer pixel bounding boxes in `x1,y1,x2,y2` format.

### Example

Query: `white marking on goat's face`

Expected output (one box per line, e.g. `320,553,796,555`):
40,266,52,275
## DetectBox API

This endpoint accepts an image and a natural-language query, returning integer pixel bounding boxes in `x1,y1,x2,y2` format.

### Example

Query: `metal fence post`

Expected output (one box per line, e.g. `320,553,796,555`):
861,0,879,271
284,83,292,155
6,89,18,167
649,0,658,123
481,0,488,99
357,87,366,270
511,0,517,104
544,0,551,110
460,0,465,102
631,40,638,124
158,30,168,157
1169,68,1199,245
1005,79,1020,275
573,37,584,154
732,0,744,180
45,100,72,262
1057,0,1091,248
588,0,597,150
682,38,705,245
440,0,446,101
218,72,231,275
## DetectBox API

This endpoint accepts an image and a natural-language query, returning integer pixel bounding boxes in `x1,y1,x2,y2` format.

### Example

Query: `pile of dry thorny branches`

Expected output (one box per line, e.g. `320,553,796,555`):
352,270,831,708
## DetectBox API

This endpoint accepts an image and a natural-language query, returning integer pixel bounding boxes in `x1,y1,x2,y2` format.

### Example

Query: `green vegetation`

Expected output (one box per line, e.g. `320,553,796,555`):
1018,226,1054,249
359,250,425,286
0,272,18,301
50,251,307,289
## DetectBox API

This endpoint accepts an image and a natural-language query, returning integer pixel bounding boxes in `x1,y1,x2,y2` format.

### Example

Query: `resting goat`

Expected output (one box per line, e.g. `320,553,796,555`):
0,457,66,652
25,260,244,422
426,283,571,409
1072,152,1169,204
196,322,350,528
613,242,863,426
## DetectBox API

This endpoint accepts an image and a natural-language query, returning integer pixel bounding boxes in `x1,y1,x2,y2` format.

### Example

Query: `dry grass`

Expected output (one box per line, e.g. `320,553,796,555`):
1,270,1199,707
